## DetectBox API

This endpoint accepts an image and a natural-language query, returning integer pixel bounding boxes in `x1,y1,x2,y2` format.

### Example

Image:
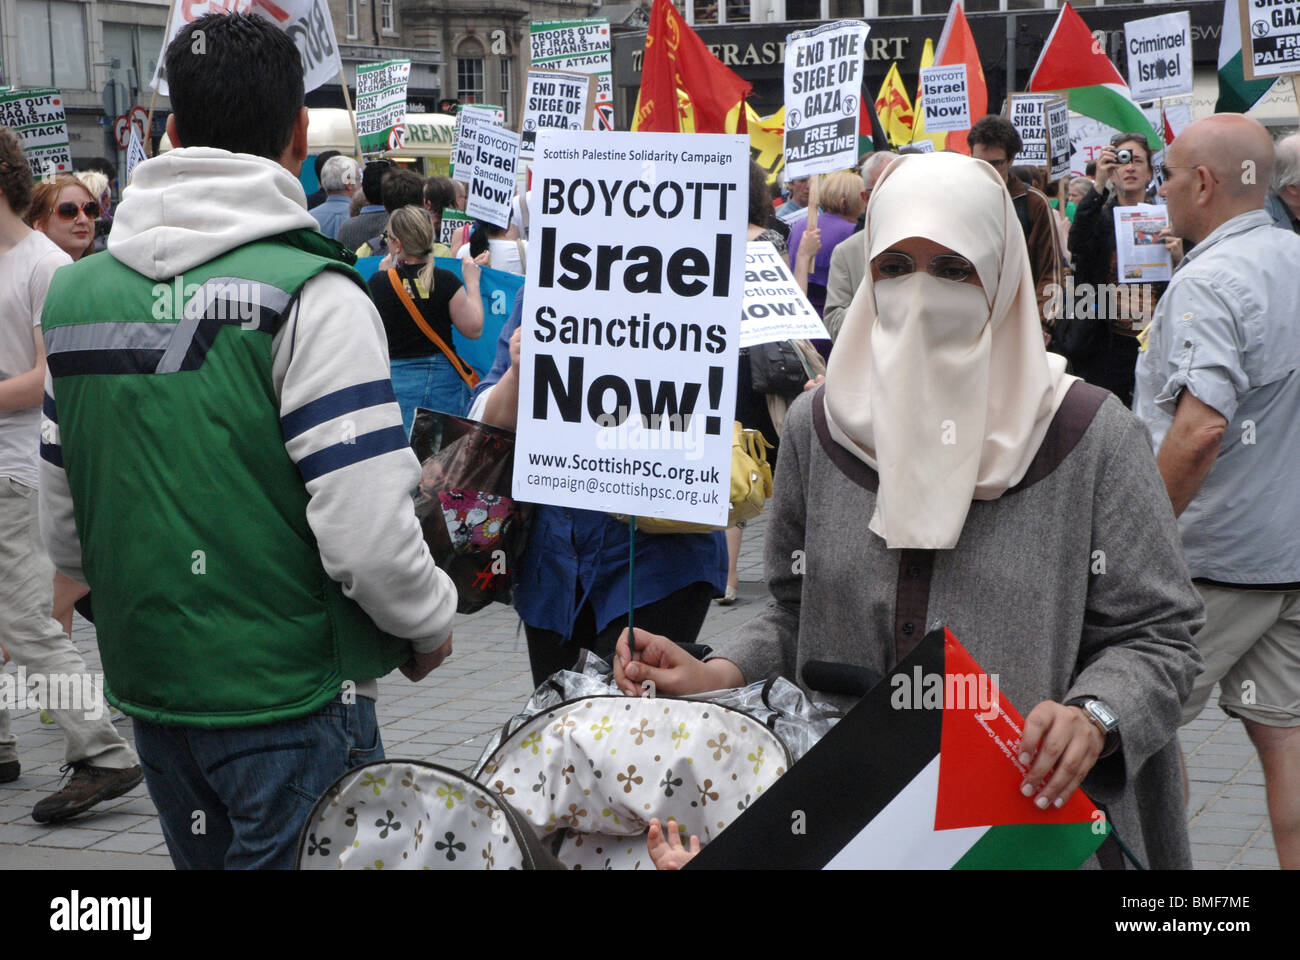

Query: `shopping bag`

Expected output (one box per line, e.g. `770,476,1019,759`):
410,409,532,614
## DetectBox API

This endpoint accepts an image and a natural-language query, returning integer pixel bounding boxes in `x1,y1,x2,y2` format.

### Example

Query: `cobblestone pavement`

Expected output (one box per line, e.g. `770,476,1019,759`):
0,514,1277,869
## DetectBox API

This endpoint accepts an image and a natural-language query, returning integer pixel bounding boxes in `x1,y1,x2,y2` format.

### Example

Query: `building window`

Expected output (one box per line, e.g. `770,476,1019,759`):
346,0,359,39
458,57,485,105
499,58,513,124
16,0,89,90
381,0,394,33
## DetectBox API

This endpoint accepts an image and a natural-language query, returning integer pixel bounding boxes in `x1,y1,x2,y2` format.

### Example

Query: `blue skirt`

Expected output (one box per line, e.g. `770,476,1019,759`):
390,354,472,436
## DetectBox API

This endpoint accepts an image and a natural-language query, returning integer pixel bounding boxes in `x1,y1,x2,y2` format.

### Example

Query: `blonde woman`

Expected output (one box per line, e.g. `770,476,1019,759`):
366,205,485,429
786,170,867,317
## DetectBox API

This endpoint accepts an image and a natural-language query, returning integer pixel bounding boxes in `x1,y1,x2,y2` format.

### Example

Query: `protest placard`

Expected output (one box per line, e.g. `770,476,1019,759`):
513,130,748,527
1240,0,1300,80
467,126,520,229
1114,204,1172,284
450,104,505,181
519,69,595,160
1008,93,1056,166
742,243,830,348
529,19,614,131
1046,97,1071,179
918,64,969,134
125,126,148,186
1124,12,1193,100
783,20,870,180
0,88,70,178
355,58,411,155
439,208,474,249
151,0,341,95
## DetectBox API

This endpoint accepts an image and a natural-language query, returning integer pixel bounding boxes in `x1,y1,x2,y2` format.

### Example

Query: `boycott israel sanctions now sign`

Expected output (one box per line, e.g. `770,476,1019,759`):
514,131,748,527
0,88,70,177
1124,12,1193,100
742,243,829,348
783,20,870,179
450,104,504,181
918,64,969,134
356,58,410,154
467,126,520,229
151,0,341,95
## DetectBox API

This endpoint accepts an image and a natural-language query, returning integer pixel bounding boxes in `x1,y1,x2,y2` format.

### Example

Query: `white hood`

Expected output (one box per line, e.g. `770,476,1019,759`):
109,148,319,281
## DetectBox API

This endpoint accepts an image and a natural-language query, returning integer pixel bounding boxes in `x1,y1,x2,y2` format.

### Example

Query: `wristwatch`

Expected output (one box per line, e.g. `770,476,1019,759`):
1065,697,1120,757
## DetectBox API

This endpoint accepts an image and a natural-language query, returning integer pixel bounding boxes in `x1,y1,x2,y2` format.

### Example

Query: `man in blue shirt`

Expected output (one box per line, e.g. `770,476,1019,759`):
1135,114,1300,870
308,155,357,240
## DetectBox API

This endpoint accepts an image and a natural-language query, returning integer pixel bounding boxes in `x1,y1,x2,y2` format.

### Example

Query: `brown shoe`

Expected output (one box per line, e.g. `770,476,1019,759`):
31,762,144,824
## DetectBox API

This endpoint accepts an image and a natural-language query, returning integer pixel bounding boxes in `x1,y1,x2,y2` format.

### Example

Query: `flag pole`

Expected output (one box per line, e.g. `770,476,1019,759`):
143,1,178,157
807,172,820,232
339,68,364,159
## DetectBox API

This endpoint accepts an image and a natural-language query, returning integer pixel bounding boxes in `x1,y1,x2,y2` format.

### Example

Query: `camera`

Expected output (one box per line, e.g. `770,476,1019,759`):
1115,148,1134,165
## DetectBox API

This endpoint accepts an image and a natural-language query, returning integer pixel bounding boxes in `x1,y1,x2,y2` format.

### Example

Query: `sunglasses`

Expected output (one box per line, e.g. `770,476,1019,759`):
872,251,978,284
55,200,100,220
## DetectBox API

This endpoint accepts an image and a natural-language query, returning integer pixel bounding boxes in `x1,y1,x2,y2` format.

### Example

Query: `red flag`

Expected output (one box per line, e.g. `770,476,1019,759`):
632,0,752,133
1163,109,1176,147
933,1,986,155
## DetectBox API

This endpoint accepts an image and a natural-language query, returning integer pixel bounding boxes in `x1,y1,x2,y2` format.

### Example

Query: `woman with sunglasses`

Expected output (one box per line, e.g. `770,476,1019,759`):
27,176,100,262
1062,134,1182,408
25,176,101,639
611,153,1203,870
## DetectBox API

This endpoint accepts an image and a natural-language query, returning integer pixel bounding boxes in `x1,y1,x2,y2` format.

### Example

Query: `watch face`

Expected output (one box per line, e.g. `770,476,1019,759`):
1089,701,1117,729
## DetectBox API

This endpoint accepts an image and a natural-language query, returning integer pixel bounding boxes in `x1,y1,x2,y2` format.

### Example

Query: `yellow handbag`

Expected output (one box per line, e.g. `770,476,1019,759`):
611,422,774,534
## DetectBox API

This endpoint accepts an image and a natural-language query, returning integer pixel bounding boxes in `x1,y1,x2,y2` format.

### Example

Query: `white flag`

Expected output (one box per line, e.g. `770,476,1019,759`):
150,0,341,96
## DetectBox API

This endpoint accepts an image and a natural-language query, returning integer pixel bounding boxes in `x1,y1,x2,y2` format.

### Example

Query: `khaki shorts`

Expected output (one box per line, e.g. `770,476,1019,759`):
1182,583,1300,727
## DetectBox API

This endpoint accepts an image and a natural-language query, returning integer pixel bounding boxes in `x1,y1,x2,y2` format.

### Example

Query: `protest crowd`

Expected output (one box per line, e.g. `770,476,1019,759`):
1,0,1299,877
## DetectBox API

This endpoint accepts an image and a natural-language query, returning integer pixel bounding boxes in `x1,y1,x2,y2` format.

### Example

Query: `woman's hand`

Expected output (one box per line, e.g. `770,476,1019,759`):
1094,147,1117,195
612,627,743,697
803,374,825,392
377,252,394,271
648,818,700,870
461,251,482,288
797,226,822,263
473,250,491,267
1017,701,1106,810
508,326,521,370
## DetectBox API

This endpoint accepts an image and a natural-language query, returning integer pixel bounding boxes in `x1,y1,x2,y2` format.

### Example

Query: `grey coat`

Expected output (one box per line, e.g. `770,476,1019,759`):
709,383,1204,869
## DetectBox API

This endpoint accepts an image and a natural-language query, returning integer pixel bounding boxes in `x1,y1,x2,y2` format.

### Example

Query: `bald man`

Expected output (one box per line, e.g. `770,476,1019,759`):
1134,114,1300,870
1268,133,1300,233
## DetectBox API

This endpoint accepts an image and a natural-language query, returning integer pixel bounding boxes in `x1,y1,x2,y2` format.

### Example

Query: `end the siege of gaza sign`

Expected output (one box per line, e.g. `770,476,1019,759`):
512,130,748,527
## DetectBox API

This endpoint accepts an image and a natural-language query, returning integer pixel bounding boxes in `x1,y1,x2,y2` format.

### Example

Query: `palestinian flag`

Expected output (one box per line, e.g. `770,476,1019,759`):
859,89,891,156
693,627,1111,870
1216,0,1275,113
1028,3,1162,152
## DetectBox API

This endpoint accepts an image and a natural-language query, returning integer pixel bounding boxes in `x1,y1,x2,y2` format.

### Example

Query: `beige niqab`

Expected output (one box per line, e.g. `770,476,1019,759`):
823,153,1074,550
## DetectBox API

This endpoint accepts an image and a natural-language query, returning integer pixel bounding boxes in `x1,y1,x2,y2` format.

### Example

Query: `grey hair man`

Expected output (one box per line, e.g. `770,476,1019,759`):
309,154,359,240
1135,114,1300,869
821,151,897,340
1267,133,1300,233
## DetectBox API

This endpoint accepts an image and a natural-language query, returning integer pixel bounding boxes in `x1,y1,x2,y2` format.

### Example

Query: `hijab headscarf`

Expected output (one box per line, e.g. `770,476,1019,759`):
823,152,1074,550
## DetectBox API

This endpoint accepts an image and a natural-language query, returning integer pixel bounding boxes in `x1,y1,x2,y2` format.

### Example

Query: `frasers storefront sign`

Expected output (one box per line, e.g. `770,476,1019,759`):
629,34,908,74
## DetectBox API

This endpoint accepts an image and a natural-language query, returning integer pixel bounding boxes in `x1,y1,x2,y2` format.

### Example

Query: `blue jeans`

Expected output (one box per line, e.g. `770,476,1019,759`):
133,693,383,869
390,354,472,435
